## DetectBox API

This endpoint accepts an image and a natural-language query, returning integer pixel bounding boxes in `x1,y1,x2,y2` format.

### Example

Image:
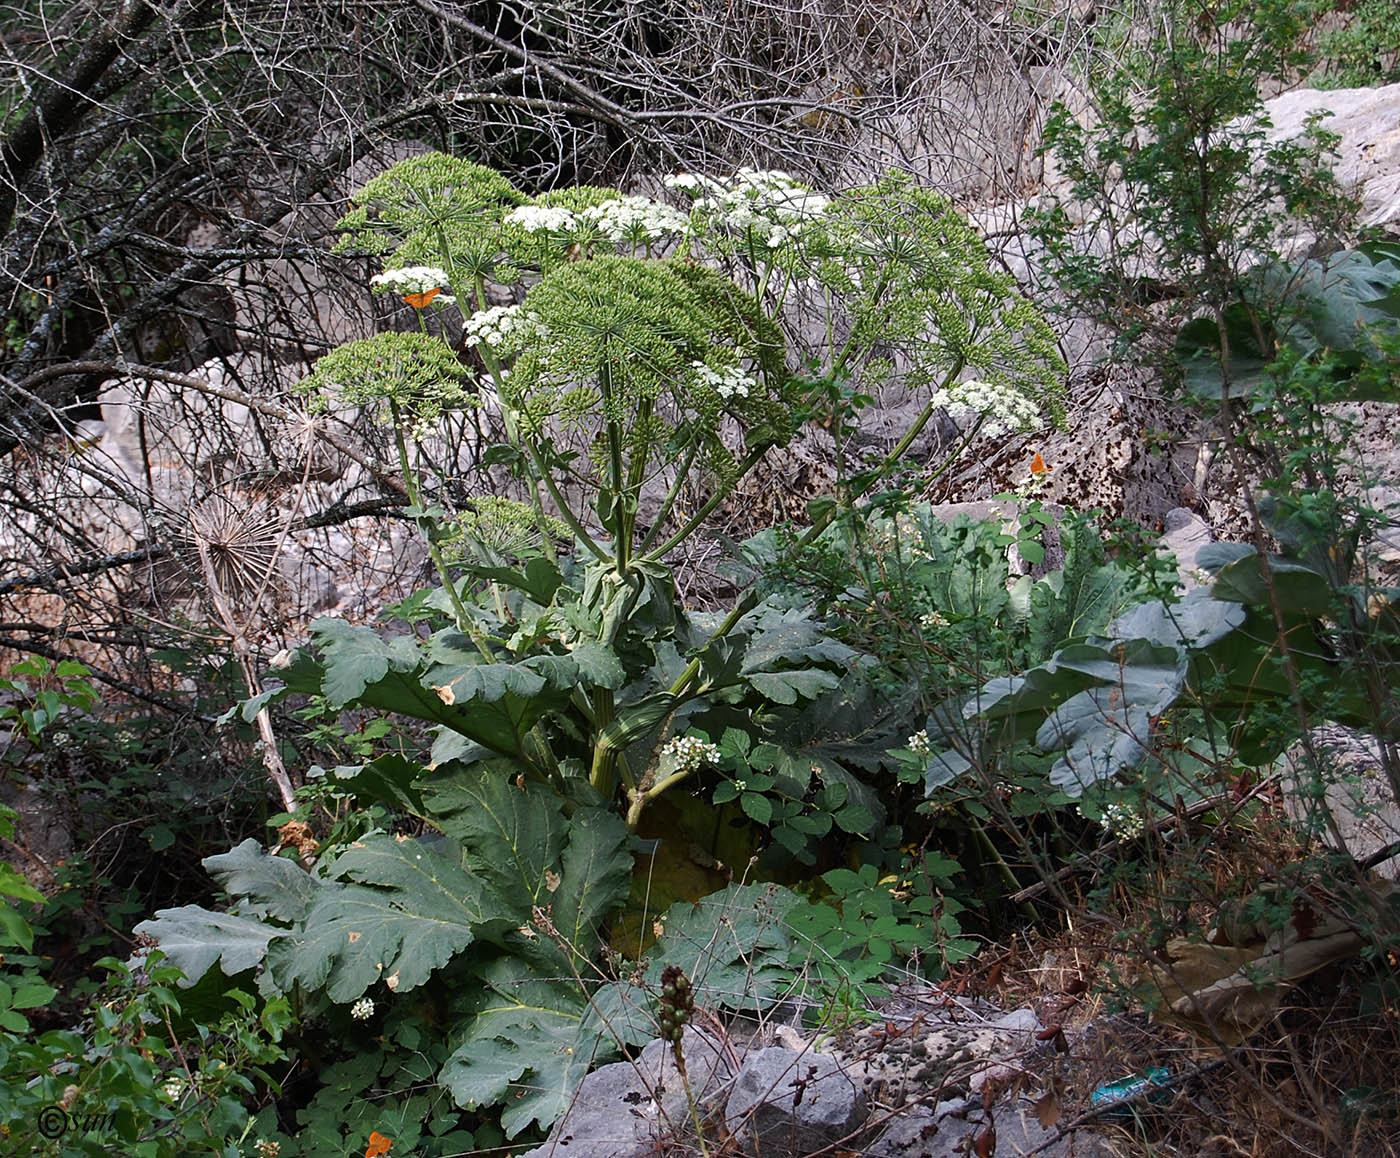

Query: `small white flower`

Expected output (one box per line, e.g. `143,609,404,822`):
369,265,451,295
691,358,756,400
661,734,723,774
163,1078,185,1101
919,611,949,630
350,997,375,1021
907,729,932,755
506,204,579,233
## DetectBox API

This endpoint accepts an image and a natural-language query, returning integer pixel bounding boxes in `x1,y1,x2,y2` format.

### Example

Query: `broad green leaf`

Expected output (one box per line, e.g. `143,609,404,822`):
203,839,322,923
268,835,488,1002
133,906,278,985
440,959,604,1137
647,883,804,1010
1110,588,1245,648
328,753,429,817
423,765,567,915
551,807,632,957
747,668,842,704
1209,554,1333,615
310,616,423,707
568,641,625,688
1036,683,1172,796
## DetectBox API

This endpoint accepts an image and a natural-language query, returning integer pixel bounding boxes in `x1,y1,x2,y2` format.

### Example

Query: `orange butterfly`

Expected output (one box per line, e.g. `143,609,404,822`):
1029,452,1052,475
365,1132,392,1158
401,288,441,308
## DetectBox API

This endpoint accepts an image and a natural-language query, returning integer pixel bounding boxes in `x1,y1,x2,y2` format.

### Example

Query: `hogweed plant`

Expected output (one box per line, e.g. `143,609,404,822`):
137,153,1064,1143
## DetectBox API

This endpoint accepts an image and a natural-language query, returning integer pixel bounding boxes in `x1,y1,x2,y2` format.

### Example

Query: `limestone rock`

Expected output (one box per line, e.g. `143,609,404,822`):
725,1047,867,1158
515,1027,733,1158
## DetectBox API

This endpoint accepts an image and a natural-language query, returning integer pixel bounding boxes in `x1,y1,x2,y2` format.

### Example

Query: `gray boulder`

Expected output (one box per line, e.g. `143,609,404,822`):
515,1027,732,1158
724,1046,867,1158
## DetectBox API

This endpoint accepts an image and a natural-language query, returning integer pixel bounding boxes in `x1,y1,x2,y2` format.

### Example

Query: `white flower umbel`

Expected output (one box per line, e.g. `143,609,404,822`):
670,169,831,247
350,997,375,1020
660,734,722,775
369,265,451,295
927,377,1042,438
462,304,547,356
691,358,757,400
579,195,690,244
505,204,580,233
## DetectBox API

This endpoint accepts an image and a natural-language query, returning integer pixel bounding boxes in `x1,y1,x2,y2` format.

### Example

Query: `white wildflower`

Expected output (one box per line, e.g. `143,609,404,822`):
350,997,375,1021
368,265,451,295
919,611,950,630
907,729,932,755
462,304,546,355
579,195,690,243
506,204,580,233
661,734,723,775
928,377,1042,437
691,359,757,400
1099,802,1146,840
163,1077,185,1100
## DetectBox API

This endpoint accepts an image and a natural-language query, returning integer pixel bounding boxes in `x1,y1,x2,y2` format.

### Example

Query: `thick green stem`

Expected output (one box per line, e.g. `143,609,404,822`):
641,443,771,562
389,400,483,648
637,441,700,555
788,359,967,557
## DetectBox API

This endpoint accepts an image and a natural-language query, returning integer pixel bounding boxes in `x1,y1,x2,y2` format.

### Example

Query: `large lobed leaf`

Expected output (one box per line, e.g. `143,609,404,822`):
268,834,490,1003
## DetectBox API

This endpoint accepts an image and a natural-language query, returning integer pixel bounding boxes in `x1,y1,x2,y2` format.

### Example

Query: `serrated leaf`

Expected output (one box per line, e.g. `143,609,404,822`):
133,906,278,985
267,835,487,1002
747,668,842,704
1036,689,1162,796
552,807,631,957
329,754,429,817
203,839,322,923
568,641,625,688
426,660,547,706
440,959,606,1137
423,765,566,915
311,617,424,707
647,883,804,1010
740,792,773,823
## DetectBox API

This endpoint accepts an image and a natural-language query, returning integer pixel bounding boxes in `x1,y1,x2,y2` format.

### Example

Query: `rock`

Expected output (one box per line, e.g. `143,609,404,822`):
1261,82,1400,232
515,1027,733,1158
725,1046,867,1158
1158,506,1214,588
870,1096,1115,1158
1278,726,1400,878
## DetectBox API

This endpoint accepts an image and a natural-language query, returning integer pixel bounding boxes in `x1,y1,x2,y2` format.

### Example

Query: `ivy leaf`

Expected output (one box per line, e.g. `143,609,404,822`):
439,959,606,1137
133,907,279,985
423,764,567,916
203,839,322,923
267,835,488,1003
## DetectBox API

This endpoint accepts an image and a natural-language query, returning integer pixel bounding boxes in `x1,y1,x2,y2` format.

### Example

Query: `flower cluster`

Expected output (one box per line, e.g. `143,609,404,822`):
350,997,375,1020
927,377,1042,438
907,729,932,755
369,265,451,295
506,197,689,245
667,169,830,247
660,733,722,774
692,358,757,400
505,204,579,233
163,1077,185,1101
255,1142,281,1158
581,196,689,243
919,610,950,630
1098,801,1146,840
462,304,547,356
